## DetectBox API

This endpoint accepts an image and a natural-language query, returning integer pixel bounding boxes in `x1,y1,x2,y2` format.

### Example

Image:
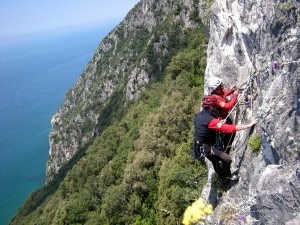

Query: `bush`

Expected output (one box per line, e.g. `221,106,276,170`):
248,133,261,153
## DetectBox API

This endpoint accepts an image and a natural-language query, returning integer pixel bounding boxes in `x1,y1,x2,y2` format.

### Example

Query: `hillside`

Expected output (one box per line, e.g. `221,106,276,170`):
10,0,210,224
10,0,299,224
45,0,210,184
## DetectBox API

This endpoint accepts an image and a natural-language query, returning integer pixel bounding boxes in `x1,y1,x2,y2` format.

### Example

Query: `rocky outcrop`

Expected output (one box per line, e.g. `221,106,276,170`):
202,0,299,224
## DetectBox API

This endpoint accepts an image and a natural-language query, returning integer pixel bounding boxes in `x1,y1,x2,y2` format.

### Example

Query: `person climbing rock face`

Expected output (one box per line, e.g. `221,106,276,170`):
193,95,257,183
208,76,238,155
208,76,238,119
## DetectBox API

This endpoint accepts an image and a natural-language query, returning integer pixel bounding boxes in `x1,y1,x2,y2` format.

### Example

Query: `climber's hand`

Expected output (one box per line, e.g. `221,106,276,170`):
218,119,225,123
249,119,257,127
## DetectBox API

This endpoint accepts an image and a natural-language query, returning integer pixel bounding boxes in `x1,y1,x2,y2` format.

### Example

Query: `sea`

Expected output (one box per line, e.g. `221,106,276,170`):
0,22,115,225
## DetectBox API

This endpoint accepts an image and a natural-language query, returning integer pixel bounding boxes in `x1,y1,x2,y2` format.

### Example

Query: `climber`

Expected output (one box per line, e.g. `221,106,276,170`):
208,76,238,119
208,76,238,153
193,95,257,183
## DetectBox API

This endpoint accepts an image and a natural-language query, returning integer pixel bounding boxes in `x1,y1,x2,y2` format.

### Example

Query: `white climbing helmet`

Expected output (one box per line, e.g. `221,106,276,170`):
208,76,223,92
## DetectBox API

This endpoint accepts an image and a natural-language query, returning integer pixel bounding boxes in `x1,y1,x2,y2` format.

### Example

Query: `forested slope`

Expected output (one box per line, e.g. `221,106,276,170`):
10,1,210,223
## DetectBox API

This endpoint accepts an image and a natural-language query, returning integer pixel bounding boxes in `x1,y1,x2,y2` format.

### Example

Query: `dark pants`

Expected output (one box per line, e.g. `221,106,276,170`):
213,117,234,182
213,117,235,181
193,141,232,181
206,153,232,181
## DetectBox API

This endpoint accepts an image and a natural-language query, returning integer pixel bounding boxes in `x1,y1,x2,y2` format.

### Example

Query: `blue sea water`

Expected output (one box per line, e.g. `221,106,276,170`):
0,23,115,225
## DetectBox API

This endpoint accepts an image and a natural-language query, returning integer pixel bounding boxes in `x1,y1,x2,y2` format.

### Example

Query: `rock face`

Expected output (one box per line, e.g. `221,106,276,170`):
202,0,300,224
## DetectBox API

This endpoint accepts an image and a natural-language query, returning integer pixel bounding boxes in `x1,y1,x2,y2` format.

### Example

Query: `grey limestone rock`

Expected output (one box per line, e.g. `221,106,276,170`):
201,0,300,224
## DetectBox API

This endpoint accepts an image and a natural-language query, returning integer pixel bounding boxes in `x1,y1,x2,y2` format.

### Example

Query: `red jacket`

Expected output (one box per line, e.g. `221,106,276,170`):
211,88,237,119
208,118,236,133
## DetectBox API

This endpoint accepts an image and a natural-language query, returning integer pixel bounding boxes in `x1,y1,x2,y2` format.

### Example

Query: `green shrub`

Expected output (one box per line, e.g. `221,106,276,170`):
248,133,261,153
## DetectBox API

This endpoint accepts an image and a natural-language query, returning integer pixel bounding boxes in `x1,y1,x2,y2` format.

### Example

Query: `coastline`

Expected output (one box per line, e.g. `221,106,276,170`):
0,22,115,225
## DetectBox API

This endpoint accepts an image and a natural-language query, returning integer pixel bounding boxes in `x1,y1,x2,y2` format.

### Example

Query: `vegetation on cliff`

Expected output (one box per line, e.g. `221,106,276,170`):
10,16,209,225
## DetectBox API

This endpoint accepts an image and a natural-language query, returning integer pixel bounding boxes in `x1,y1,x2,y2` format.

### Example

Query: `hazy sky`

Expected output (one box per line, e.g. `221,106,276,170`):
0,0,140,40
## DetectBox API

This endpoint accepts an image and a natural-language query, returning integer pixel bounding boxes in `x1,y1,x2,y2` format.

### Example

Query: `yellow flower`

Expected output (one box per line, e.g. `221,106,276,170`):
182,198,213,225
193,199,206,210
193,210,205,222
182,206,194,225
203,204,213,215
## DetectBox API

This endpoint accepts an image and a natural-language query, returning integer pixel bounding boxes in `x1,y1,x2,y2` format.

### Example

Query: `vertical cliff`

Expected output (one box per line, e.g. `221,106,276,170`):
202,0,300,224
